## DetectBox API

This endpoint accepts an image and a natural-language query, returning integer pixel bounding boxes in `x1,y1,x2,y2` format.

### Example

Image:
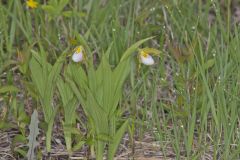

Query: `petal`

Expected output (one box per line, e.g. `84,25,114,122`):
27,0,38,9
140,54,154,65
72,52,83,62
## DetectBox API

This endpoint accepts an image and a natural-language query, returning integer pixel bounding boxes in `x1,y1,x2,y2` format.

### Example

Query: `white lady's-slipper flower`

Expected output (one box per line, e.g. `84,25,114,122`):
72,46,84,62
139,50,154,65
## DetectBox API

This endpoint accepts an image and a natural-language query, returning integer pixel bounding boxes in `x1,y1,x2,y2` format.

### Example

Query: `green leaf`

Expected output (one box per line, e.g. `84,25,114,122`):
29,56,45,97
67,64,88,96
27,110,40,160
46,109,56,152
108,119,129,159
0,85,19,93
204,59,215,70
62,10,74,17
106,42,113,60
109,58,131,116
58,0,69,11
63,124,82,135
13,134,27,145
96,133,112,142
57,78,78,152
15,148,27,157
41,5,57,16
0,122,14,130
73,141,85,152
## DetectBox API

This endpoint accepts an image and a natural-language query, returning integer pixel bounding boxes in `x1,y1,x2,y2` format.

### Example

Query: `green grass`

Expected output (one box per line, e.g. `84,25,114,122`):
0,0,240,159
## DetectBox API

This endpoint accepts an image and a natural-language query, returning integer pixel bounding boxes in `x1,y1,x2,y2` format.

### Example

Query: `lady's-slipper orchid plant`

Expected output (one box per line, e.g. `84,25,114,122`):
72,46,85,62
67,38,156,160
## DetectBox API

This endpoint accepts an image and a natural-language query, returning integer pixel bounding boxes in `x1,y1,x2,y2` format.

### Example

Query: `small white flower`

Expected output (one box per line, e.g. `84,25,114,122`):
139,51,154,65
72,46,84,62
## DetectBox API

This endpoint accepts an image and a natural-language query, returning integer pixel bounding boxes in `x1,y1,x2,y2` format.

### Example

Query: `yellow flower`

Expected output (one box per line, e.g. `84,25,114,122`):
72,46,85,62
26,0,38,9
